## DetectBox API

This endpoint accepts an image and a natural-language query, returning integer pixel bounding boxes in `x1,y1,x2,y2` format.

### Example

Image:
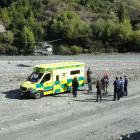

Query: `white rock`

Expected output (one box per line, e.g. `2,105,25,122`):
34,118,38,121
0,127,4,130
119,136,122,140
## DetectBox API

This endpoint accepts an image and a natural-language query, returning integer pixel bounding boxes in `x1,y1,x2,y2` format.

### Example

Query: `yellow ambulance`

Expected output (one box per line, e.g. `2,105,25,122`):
20,62,85,99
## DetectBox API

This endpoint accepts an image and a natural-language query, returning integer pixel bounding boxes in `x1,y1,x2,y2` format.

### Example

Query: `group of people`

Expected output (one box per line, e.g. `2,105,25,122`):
71,67,128,102
95,75,128,102
95,75,109,102
87,67,110,102
86,67,129,102
113,76,128,101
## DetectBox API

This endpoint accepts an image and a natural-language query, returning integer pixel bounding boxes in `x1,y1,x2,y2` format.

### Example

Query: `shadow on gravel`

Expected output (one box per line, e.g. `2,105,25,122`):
82,91,96,95
74,98,113,102
121,131,140,140
107,94,114,97
2,89,29,100
74,99,96,102
16,64,31,67
53,95,68,98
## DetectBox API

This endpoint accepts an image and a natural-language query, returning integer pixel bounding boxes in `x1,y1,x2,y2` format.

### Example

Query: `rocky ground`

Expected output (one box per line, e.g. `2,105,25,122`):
0,55,140,140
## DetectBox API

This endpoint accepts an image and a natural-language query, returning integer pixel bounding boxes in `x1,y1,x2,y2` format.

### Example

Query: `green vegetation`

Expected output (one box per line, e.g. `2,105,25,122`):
48,11,90,45
0,0,140,55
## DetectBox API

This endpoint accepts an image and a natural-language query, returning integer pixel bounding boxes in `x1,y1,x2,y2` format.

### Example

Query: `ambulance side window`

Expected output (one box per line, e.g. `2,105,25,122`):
41,73,51,83
56,75,59,81
70,70,80,75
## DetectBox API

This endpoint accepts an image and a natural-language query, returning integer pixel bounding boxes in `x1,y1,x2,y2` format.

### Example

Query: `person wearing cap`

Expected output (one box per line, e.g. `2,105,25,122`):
72,77,79,97
124,75,128,96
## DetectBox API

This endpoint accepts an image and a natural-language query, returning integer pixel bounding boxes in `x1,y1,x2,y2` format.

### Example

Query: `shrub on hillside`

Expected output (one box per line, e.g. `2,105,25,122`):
58,45,71,55
5,45,18,55
0,44,5,55
49,11,90,44
21,26,35,54
131,30,140,52
116,19,132,41
70,45,83,54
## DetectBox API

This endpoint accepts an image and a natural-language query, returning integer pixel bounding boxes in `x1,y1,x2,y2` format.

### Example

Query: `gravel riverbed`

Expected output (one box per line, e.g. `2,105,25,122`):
0,54,140,140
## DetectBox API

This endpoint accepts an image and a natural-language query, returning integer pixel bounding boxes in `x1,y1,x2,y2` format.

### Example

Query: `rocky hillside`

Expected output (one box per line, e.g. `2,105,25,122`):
0,0,140,55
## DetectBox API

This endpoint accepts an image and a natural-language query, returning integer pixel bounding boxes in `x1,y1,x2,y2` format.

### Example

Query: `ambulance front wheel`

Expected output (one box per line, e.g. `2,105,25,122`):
34,92,42,99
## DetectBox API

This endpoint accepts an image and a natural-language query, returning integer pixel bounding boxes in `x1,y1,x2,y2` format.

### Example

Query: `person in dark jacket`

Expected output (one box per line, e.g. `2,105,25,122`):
87,67,92,76
87,74,92,92
87,67,92,92
96,80,102,102
72,77,79,97
124,75,128,96
113,77,120,101
101,77,105,95
120,76,124,97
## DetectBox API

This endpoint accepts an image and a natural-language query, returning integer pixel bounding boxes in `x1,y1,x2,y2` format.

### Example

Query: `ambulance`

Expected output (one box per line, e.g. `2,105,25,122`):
20,62,85,99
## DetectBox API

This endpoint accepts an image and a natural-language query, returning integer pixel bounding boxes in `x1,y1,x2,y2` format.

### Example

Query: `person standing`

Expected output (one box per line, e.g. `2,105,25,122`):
104,73,109,94
120,77,124,97
113,77,120,101
87,67,92,76
87,74,92,92
96,80,102,102
87,67,92,92
101,76,106,95
72,77,79,97
124,75,128,96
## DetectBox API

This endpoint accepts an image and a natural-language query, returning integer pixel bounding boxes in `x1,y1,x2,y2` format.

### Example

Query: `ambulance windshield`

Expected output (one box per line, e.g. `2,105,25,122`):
27,73,43,82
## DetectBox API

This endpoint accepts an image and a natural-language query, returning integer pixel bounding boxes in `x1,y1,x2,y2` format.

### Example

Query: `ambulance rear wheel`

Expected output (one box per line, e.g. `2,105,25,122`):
34,92,41,99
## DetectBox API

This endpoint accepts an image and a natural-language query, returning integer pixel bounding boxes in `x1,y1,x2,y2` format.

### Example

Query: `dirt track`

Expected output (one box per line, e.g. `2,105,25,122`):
0,55,140,140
